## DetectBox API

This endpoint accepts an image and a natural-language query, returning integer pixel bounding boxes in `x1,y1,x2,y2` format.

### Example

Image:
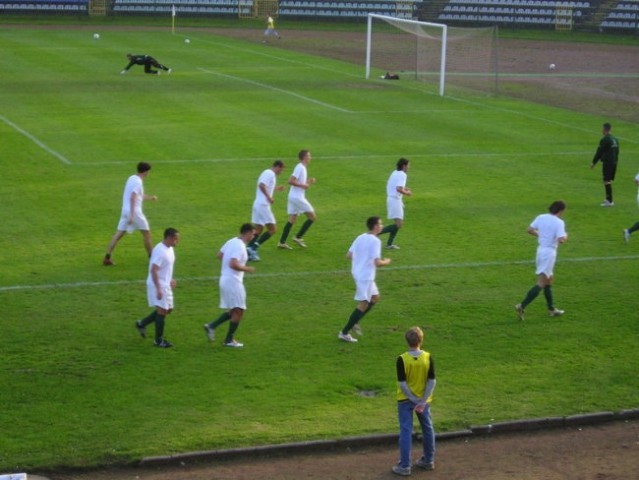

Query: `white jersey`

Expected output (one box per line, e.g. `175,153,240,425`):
288,162,308,201
147,242,175,289
254,168,277,206
386,170,407,199
122,174,144,215
219,237,248,282
349,233,382,281
530,213,566,249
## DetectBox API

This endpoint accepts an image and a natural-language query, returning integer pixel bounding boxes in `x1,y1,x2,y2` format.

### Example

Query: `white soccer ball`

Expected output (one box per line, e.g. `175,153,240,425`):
549,63,556,70
93,33,100,40
184,38,190,44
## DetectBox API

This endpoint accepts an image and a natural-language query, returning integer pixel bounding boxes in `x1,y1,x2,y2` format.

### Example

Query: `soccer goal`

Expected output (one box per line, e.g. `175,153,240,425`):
366,14,499,97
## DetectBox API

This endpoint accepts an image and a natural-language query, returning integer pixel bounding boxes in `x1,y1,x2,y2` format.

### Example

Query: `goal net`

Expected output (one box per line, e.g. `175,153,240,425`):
366,14,499,96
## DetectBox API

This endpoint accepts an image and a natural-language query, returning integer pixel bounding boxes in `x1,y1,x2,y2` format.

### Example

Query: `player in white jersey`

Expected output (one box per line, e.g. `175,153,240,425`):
247,160,286,261
515,201,568,321
622,172,639,243
338,216,391,343
379,158,412,250
135,228,179,348
278,150,316,249
104,162,158,265
203,223,256,348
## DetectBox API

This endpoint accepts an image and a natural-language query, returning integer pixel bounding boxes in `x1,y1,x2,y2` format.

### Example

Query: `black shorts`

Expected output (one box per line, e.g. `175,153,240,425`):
602,162,617,182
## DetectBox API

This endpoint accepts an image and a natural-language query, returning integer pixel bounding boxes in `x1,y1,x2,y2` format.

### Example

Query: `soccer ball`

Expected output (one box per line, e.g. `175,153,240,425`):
93,33,100,40
184,38,190,44
549,63,556,70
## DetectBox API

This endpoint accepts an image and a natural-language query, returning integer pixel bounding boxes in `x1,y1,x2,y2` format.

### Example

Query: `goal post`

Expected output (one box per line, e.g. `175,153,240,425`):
366,14,499,97
366,14,447,96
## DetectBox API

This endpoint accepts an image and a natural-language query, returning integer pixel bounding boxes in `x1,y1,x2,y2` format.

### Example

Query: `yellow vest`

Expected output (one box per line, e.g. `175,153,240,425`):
396,351,432,402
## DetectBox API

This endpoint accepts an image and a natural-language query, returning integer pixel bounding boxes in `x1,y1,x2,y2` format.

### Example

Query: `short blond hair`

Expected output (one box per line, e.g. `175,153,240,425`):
405,327,424,348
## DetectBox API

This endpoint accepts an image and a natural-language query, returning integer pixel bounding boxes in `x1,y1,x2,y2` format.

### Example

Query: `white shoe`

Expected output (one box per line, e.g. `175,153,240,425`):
338,332,358,343
167,68,172,74
548,308,565,317
352,323,363,336
224,339,244,348
385,244,400,250
624,229,630,243
203,324,215,341
278,243,292,250
600,200,614,207
515,304,525,321
293,237,307,248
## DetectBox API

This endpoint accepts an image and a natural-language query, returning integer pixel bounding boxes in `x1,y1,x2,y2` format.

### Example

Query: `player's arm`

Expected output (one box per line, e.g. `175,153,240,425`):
121,60,135,73
558,233,568,244
288,175,314,189
259,182,273,204
230,257,255,273
526,226,538,237
151,263,163,299
375,257,391,267
396,185,412,196
143,194,158,201
128,192,137,223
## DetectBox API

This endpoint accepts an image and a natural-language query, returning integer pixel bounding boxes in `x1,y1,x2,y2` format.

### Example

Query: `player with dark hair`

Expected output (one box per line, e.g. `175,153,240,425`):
120,54,172,75
590,122,619,207
515,201,568,320
203,223,256,348
278,150,316,249
247,160,286,261
104,162,157,265
135,227,179,348
338,216,391,343
379,158,412,249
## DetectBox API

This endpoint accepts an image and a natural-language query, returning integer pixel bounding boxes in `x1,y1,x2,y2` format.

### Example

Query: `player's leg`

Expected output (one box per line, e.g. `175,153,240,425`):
279,212,297,247
140,230,153,257
104,229,127,264
294,207,316,244
224,308,244,346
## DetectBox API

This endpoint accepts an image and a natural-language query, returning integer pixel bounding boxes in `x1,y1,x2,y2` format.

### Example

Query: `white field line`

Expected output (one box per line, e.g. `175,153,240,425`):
79,151,593,167
0,114,72,165
197,67,352,113
2,255,638,293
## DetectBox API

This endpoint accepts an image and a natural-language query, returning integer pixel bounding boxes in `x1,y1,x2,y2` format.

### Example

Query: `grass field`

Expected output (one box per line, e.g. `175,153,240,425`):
1,22,638,472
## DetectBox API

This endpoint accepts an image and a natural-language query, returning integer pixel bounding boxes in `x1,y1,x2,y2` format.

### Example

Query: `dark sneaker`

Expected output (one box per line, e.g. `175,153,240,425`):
153,339,173,348
414,458,434,470
103,257,114,266
391,464,411,476
135,321,146,338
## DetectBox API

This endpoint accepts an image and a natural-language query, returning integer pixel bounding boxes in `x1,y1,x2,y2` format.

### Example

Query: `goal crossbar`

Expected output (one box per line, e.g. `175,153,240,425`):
366,14,448,96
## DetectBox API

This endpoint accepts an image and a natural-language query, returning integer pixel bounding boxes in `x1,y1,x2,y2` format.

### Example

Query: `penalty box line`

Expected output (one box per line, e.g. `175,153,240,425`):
1,254,638,293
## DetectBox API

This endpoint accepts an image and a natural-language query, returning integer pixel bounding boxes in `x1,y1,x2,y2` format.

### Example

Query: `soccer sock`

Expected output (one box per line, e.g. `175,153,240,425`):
342,308,365,334
154,314,166,341
605,184,613,202
296,219,314,239
248,233,260,249
364,302,376,315
543,285,554,310
521,285,542,308
280,222,293,243
105,253,111,260
256,231,272,248
208,311,232,329
225,321,240,343
379,225,393,236
628,221,639,234
387,225,399,245
139,311,157,328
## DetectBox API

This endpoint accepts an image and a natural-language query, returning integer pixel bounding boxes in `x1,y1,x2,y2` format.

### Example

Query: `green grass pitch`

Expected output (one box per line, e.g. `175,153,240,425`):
0,24,638,471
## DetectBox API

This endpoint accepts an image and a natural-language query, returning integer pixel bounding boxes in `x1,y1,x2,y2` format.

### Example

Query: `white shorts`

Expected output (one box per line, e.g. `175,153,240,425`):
219,276,247,310
147,284,174,310
353,278,379,302
117,211,149,233
287,197,314,216
387,196,404,220
252,203,276,226
535,247,557,278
